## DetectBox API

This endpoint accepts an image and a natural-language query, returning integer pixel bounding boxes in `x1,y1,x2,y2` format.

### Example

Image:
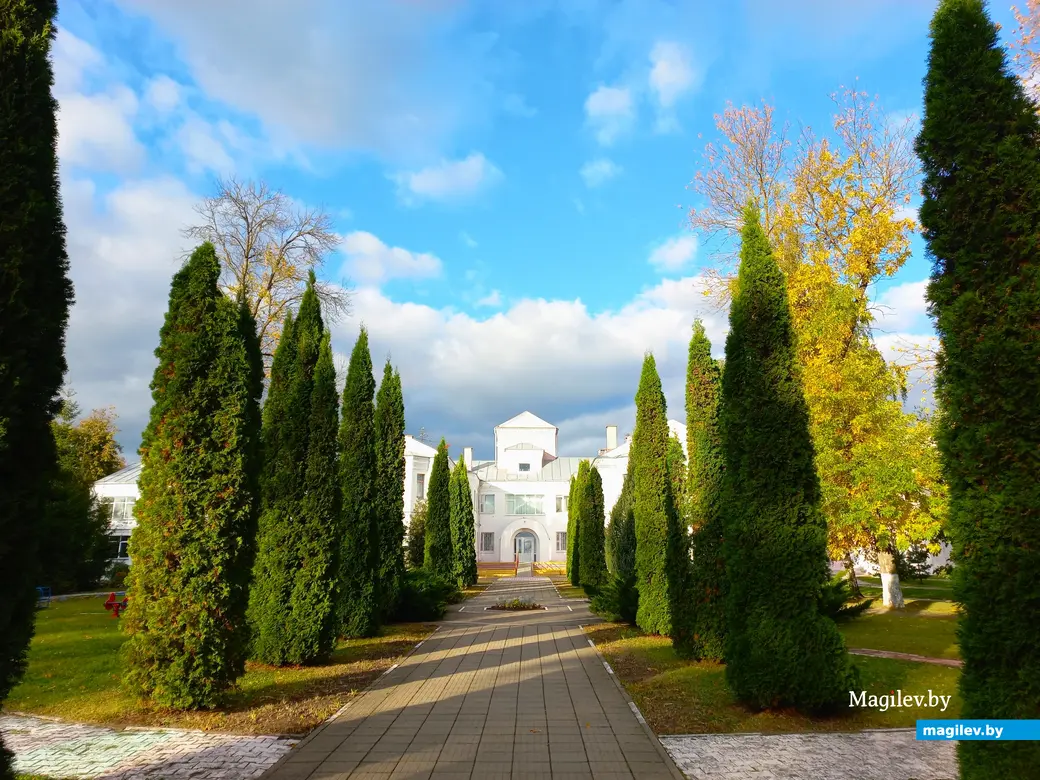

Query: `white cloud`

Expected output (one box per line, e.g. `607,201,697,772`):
648,41,697,108
580,158,622,188
329,274,724,456
894,203,919,223
648,235,698,271
476,290,502,307
874,279,930,332
52,30,145,174
144,75,182,113
460,232,478,249
584,85,634,146
112,0,502,160
390,153,502,204
175,114,236,174
57,87,145,174
503,93,537,118
51,28,103,93
61,174,201,454
341,231,443,285
63,171,731,457
648,41,700,133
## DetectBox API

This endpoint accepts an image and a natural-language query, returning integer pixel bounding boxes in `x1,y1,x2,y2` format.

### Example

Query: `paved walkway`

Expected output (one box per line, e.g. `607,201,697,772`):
661,731,956,780
1,713,295,778
263,576,683,780
847,647,962,668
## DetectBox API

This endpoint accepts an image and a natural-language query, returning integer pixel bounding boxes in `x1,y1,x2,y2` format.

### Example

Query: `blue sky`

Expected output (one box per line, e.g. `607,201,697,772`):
54,0,1016,462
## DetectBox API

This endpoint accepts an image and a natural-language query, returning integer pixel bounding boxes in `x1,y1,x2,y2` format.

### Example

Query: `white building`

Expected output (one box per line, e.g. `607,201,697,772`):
93,462,142,563
91,410,689,567
404,411,687,564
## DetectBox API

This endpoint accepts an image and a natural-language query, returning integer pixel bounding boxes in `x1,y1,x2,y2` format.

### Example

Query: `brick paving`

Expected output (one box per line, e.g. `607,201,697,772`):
263,576,683,779
846,647,963,668
660,731,957,780
4,576,964,780
1,713,295,778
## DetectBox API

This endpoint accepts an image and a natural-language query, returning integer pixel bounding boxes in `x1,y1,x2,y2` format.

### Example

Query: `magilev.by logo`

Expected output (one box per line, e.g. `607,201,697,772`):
849,690,952,712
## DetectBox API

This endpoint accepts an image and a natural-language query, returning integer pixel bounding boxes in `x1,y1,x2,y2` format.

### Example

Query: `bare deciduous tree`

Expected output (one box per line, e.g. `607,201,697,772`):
185,177,351,369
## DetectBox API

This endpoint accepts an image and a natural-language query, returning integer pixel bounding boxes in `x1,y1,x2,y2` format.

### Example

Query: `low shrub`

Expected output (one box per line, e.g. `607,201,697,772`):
896,545,932,582
390,569,460,622
489,598,541,610
590,573,639,624
820,575,873,623
103,562,131,589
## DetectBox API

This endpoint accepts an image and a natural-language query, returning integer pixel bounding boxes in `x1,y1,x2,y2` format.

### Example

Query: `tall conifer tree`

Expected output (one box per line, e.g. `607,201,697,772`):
122,244,262,708
0,2,74,767
579,466,608,590
374,362,407,618
720,206,856,711
596,458,639,625
423,439,453,579
406,500,427,570
684,321,727,661
250,276,341,664
632,354,680,636
449,458,478,588
288,332,342,659
917,1,1040,774
567,462,590,586
339,327,379,638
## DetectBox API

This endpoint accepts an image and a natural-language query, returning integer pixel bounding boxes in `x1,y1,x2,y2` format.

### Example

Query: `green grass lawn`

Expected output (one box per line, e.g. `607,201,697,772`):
839,608,960,660
860,586,956,601
856,576,954,602
5,597,435,735
550,576,588,600
587,623,962,735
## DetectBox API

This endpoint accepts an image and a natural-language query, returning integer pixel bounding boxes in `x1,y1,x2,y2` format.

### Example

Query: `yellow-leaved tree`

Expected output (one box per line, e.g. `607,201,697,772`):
185,177,351,373
688,87,945,607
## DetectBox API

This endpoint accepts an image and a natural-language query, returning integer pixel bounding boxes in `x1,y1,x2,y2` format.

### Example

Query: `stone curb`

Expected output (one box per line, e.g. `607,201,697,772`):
3,710,300,740
582,626,688,780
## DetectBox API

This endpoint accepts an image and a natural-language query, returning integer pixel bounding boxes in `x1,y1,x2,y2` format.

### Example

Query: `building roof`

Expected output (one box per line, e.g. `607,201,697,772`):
404,435,439,458
472,456,587,483
597,419,688,459
94,462,143,485
496,411,556,430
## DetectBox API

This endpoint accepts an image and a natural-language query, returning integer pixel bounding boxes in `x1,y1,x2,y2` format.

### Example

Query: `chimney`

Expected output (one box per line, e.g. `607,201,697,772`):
463,447,474,467
605,425,618,451
625,433,633,444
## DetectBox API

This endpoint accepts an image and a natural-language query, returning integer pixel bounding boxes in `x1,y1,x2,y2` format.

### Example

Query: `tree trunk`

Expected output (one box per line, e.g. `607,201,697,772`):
843,553,862,599
876,546,905,609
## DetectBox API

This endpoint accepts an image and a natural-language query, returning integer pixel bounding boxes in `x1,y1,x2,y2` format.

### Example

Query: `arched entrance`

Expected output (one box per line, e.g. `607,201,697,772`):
513,530,538,563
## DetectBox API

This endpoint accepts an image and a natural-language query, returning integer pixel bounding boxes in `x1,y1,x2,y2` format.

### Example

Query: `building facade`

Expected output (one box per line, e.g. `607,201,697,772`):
92,411,688,566
402,411,688,564
89,410,951,573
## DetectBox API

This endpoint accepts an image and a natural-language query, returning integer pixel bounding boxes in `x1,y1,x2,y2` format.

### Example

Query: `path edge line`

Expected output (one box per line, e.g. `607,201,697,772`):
257,624,438,779
583,631,687,780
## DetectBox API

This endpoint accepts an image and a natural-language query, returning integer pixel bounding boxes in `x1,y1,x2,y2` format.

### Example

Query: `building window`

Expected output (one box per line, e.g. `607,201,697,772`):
556,532,567,552
416,473,426,501
518,463,531,472
505,494,544,515
556,495,568,513
480,532,495,553
99,496,135,522
109,535,131,559
480,493,495,514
